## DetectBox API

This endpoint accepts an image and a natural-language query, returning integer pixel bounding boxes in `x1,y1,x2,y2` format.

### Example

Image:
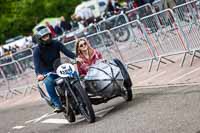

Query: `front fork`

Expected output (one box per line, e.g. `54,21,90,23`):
64,79,81,112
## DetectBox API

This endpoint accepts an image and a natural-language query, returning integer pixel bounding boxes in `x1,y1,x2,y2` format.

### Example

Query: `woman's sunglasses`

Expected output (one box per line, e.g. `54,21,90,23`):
79,42,87,48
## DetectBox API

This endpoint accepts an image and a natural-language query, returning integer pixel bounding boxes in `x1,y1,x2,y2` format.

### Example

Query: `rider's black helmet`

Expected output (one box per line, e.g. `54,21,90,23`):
35,26,52,46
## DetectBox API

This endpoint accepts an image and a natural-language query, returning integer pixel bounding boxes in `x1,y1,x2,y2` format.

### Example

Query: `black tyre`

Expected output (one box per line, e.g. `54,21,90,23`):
63,105,76,123
114,27,130,42
73,81,95,123
113,58,133,101
63,90,75,122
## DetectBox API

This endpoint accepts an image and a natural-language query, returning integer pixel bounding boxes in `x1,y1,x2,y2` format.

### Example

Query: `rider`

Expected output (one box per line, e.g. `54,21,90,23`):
33,26,76,113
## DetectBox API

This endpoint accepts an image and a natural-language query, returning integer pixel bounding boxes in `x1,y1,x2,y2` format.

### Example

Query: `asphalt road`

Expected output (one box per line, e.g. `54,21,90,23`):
1,85,200,133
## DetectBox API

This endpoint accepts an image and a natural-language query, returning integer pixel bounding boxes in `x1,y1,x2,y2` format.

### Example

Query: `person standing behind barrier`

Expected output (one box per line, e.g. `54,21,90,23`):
162,0,176,9
72,7,95,27
75,38,102,76
54,21,63,36
33,26,76,113
45,21,57,38
106,0,122,15
175,0,185,5
144,0,155,4
60,16,72,32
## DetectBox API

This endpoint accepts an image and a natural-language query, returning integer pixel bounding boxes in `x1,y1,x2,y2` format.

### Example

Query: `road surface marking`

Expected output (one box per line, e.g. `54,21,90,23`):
25,113,50,124
12,126,25,129
169,66,200,83
42,118,70,124
40,107,115,124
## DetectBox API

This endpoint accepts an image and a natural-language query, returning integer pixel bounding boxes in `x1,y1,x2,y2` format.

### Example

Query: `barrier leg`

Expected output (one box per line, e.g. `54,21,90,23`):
181,52,187,67
162,57,175,63
129,64,142,69
190,50,196,66
148,59,154,72
23,87,29,96
156,57,161,71
13,89,23,95
29,85,37,94
128,65,135,70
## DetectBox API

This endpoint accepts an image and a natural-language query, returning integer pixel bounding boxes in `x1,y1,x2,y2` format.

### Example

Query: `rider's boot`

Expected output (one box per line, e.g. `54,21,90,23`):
54,106,65,113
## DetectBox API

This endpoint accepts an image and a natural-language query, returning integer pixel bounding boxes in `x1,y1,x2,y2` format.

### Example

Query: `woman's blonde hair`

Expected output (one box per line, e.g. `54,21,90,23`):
75,38,94,59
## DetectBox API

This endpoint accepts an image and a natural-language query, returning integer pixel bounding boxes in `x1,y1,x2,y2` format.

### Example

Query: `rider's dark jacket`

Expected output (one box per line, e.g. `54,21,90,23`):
33,40,76,75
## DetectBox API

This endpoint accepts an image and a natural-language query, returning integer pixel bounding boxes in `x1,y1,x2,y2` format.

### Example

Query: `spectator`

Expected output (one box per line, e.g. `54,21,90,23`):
60,16,72,32
176,0,185,5
107,0,115,13
14,45,20,51
3,47,10,56
54,21,63,36
126,0,133,9
107,0,122,15
32,34,39,45
134,0,146,7
45,21,57,38
162,0,176,9
72,7,95,27
11,46,17,53
144,0,155,4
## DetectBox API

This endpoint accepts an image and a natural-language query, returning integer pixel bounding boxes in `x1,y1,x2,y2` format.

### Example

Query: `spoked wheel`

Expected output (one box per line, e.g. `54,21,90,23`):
74,81,95,123
114,27,130,42
63,90,75,122
63,105,76,123
113,58,133,101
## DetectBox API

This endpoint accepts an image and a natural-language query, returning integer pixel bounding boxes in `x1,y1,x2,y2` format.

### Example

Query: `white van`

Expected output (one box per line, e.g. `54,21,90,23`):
75,0,108,18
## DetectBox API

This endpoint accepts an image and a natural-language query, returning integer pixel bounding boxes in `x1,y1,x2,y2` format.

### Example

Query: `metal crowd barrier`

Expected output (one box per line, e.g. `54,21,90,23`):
97,14,129,31
64,40,76,54
85,24,98,35
173,0,200,66
126,3,154,22
152,0,163,12
0,55,13,64
173,0,200,31
140,9,188,70
109,20,156,70
86,30,123,61
0,48,36,100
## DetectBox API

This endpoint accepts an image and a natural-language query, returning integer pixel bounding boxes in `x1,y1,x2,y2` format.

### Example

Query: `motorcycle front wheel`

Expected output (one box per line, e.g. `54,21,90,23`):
63,90,76,123
73,81,95,123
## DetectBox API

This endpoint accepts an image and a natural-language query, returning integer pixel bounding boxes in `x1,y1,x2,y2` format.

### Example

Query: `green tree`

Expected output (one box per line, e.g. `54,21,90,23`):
0,0,81,44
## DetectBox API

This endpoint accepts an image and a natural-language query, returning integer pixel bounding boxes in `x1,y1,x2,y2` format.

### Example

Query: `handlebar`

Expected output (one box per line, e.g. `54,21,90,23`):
43,72,57,78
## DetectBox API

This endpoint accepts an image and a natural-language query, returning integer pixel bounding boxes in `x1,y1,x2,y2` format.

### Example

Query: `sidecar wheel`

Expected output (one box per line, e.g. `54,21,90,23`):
113,58,133,101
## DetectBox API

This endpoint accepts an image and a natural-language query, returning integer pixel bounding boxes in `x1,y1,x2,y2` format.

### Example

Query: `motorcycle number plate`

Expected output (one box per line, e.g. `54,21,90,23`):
56,63,75,78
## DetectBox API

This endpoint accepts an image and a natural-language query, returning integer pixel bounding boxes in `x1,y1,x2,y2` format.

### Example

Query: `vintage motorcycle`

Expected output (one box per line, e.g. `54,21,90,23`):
37,58,95,123
37,57,133,123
